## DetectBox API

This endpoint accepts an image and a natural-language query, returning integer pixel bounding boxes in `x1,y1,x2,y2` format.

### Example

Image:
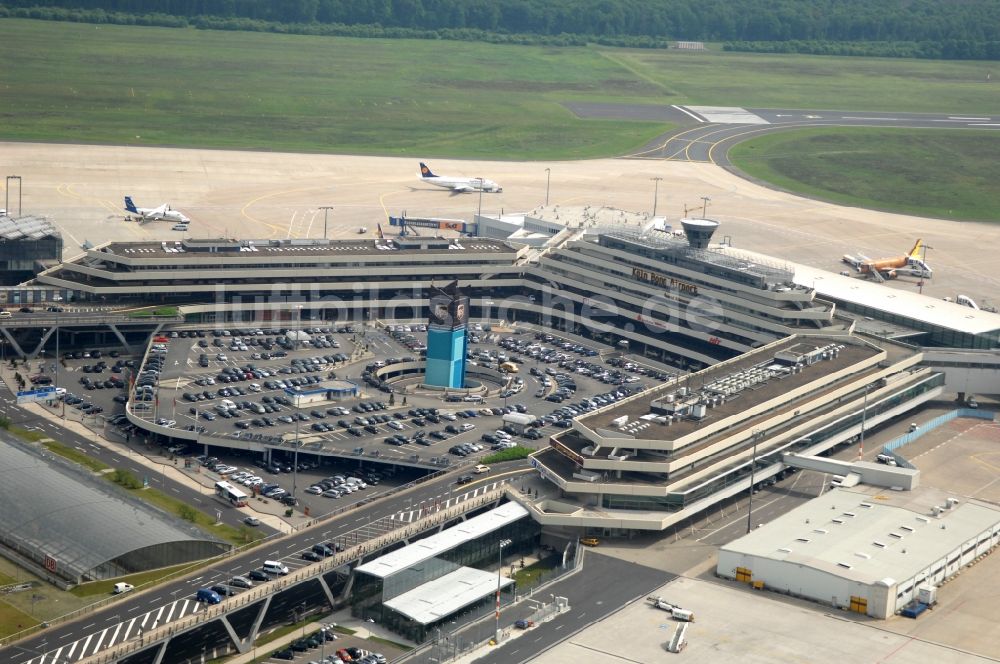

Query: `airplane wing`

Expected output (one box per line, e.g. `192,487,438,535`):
451,184,474,193
147,204,169,219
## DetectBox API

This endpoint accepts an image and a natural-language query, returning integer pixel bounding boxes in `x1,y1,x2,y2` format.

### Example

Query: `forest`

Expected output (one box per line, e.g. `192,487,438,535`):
2,0,999,59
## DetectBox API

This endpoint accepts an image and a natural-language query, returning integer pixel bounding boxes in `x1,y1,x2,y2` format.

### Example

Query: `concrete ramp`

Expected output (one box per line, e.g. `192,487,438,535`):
684,106,770,124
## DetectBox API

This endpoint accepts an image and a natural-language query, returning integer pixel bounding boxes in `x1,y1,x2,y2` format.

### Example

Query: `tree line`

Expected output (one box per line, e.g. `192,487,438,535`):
2,0,999,60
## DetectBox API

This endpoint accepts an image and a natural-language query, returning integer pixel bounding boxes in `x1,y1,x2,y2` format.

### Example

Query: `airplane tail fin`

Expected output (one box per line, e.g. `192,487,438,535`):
124,196,138,213
419,162,436,179
908,239,924,258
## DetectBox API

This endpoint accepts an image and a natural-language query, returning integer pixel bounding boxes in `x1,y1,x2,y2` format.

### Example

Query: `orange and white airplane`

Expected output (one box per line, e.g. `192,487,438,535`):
843,239,932,281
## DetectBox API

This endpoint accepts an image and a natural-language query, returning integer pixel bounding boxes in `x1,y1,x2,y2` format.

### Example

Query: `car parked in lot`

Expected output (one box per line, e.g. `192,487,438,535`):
228,576,253,589
247,569,271,582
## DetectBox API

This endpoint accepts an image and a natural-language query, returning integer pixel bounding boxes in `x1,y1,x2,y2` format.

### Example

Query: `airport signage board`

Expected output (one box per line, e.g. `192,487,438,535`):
631,267,699,296
16,386,56,404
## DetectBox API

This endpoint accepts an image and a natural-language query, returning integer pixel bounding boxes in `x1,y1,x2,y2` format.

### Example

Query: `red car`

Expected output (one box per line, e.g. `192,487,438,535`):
337,649,354,662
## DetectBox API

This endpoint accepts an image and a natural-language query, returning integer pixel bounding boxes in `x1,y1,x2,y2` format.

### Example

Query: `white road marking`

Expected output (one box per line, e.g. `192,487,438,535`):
122,617,138,640
80,634,94,659
686,106,769,124
672,105,705,123
841,116,901,121
66,640,79,659
107,621,123,646
949,116,991,120
90,628,108,655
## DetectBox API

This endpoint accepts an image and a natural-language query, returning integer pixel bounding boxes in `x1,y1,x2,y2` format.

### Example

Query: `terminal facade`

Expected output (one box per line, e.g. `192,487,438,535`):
10,213,999,537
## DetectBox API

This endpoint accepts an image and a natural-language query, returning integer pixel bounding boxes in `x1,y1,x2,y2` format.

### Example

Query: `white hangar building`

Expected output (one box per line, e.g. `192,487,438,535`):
717,486,1000,619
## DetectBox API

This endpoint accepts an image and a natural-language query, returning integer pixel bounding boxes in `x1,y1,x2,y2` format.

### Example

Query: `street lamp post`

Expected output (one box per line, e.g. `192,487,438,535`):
918,244,932,294
858,383,870,460
495,538,512,642
477,179,485,221
319,205,334,239
701,196,711,218
651,177,663,217
292,415,300,499
746,429,763,534
5,175,22,217
294,304,304,350
544,168,551,206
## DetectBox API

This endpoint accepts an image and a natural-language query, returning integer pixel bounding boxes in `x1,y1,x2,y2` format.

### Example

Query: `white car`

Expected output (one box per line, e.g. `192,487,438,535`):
112,582,134,594
473,464,491,474
248,383,262,392
305,486,323,495
460,423,475,431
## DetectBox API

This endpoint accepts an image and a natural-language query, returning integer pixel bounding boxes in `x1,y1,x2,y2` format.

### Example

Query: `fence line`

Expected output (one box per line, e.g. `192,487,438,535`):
73,485,508,664
882,408,995,453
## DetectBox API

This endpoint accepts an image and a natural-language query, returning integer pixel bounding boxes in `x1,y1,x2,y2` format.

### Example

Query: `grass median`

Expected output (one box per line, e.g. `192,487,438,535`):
69,562,197,597
109,471,265,547
730,127,1000,221
43,440,110,472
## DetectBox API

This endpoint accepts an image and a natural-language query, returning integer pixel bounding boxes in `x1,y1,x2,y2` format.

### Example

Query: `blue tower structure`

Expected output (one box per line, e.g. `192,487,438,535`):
424,281,469,389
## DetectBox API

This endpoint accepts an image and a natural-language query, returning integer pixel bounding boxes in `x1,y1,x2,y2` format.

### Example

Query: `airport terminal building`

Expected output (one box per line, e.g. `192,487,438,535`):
526,333,943,532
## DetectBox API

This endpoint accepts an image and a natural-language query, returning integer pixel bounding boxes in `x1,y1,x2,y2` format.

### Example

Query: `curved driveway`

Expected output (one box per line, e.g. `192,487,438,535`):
563,102,1000,164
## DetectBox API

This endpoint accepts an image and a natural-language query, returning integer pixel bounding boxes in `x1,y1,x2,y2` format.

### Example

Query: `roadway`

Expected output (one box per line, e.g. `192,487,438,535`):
473,552,672,664
0,391,253,533
4,457,525,664
562,102,1000,164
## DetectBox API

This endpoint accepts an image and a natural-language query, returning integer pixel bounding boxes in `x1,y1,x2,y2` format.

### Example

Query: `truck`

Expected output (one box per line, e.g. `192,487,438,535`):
647,596,695,622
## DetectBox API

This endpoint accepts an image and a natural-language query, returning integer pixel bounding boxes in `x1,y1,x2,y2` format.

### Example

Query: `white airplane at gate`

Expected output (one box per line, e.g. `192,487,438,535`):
124,196,190,223
418,162,502,193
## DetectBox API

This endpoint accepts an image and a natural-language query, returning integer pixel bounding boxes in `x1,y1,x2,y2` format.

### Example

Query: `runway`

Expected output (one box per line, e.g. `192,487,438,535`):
561,103,1000,163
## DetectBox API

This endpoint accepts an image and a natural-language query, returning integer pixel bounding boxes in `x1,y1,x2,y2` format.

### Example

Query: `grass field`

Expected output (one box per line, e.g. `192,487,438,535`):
610,48,1000,114
729,127,1000,221
0,602,38,638
0,19,663,159
3,18,1000,160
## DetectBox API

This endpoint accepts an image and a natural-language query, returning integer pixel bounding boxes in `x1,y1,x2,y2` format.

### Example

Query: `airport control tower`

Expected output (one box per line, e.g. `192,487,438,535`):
424,281,469,389
679,217,720,249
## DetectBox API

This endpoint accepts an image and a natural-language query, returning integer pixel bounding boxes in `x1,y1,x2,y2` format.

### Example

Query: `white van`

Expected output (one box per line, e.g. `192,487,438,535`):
263,560,289,576
220,399,237,411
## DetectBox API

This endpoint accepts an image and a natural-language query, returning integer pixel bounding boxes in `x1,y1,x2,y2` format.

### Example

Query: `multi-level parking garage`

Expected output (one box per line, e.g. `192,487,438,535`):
116,322,662,474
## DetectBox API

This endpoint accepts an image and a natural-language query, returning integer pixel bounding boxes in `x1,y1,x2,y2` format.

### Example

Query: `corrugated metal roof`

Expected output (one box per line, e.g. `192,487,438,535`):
356,502,528,579
0,215,59,241
0,437,225,580
721,488,1000,586
383,567,514,624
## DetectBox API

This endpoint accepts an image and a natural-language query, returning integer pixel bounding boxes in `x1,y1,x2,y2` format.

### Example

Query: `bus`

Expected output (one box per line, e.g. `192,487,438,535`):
214,481,249,507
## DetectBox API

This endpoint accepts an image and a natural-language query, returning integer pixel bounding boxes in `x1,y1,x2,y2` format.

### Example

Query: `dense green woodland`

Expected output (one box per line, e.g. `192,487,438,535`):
2,0,1000,58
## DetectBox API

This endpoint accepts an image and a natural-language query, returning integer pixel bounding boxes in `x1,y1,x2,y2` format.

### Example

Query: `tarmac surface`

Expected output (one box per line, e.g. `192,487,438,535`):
3,142,999,308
